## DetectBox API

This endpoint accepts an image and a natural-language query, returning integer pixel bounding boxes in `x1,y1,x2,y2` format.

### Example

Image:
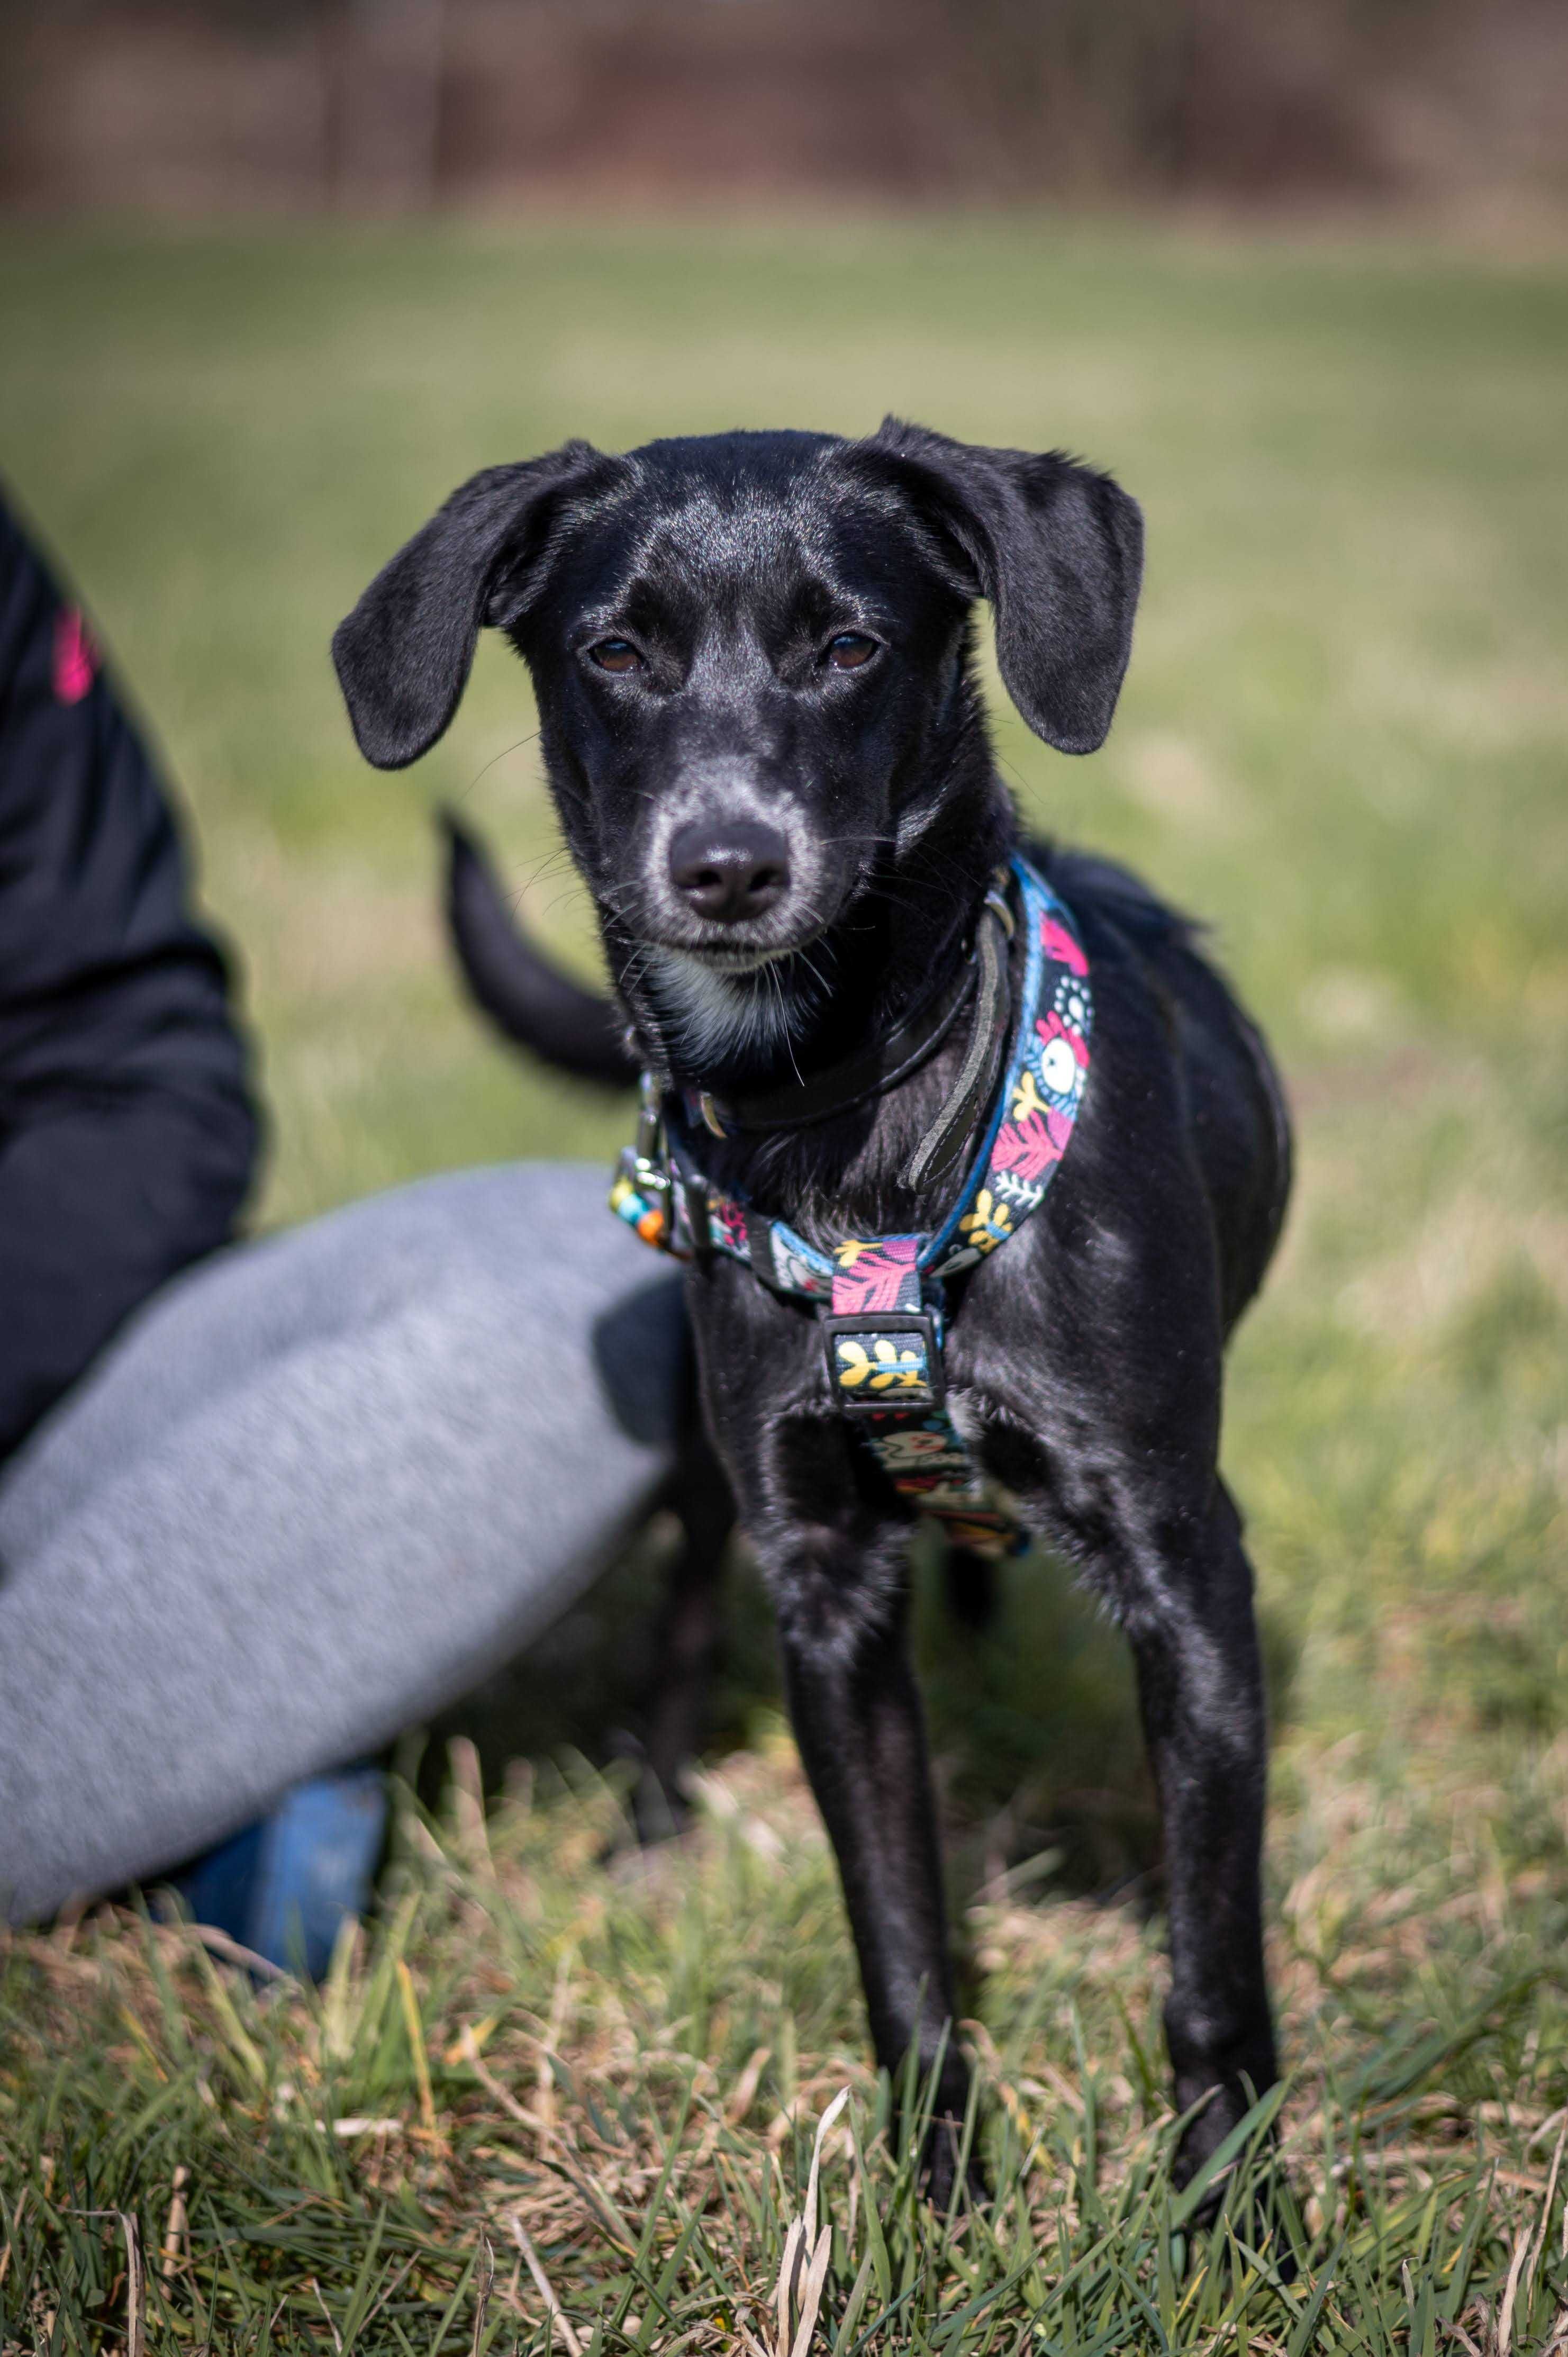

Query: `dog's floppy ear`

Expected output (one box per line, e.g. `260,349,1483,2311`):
862,418,1144,755
332,442,617,769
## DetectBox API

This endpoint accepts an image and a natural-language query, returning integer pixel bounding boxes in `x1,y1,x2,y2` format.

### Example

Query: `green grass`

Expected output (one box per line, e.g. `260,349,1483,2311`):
2,216,1568,2351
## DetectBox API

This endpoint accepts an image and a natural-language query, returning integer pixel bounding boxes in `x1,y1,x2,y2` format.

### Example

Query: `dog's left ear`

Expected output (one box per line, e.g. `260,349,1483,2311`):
860,418,1144,755
332,442,620,770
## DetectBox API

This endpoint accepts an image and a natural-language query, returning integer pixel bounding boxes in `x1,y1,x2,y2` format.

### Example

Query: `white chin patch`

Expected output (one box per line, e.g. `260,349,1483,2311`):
646,947,801,1071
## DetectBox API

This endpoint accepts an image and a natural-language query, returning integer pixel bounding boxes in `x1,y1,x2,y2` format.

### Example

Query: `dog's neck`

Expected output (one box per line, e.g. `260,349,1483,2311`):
626,775,1010,1095
600,738,1019,1239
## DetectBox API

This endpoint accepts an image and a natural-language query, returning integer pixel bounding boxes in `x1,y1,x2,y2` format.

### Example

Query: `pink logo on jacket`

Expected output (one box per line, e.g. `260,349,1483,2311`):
53,608,97,704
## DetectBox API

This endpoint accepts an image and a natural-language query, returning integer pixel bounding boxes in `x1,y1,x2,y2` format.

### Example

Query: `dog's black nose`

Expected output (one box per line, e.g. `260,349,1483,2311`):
668,819,791,924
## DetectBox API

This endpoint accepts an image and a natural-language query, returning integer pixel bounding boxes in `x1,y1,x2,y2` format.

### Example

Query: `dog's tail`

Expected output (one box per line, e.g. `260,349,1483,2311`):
441,810,638,1086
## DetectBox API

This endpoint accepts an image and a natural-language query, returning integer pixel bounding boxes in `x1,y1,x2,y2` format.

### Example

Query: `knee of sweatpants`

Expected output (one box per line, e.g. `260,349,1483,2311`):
0,1086,259,1460
589,1271,694,1454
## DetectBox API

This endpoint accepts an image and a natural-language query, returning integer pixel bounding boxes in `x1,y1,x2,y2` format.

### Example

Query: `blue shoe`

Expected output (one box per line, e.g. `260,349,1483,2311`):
175,1767,387,1979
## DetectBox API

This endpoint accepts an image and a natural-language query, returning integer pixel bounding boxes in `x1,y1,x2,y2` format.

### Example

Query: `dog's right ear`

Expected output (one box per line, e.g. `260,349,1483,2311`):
332,442,617,769
857,419,1144,756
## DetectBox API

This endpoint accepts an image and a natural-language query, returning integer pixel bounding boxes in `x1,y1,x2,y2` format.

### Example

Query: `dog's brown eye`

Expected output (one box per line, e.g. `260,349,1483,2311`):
590,638,643,673
826,633,877,671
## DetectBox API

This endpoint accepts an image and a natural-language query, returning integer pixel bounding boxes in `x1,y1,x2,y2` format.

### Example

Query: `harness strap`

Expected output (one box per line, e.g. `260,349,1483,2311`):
820,1248,1026,1560
606,853,1093,1564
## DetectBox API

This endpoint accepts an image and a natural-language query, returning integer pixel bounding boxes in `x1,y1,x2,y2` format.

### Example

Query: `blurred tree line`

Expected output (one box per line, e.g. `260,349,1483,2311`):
2,0,1564,213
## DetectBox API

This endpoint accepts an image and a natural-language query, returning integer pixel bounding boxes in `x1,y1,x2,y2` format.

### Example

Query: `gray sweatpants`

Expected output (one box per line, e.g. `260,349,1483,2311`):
0,1163,688,1926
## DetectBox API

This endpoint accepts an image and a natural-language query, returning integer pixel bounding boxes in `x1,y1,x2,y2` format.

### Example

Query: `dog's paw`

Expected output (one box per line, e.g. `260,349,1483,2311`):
917,2114,990,2214
1171,2078,1285,2245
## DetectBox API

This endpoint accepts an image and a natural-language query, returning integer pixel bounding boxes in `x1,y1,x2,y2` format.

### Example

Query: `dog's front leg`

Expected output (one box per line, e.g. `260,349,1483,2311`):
1123,1479,1276,2187
636,1425,735,1839
743,1465,974,2200
693,1267,978,2200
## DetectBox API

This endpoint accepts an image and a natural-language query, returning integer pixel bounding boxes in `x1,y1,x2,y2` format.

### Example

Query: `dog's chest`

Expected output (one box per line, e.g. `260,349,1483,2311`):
933,1262,1074,1524
941,1380,1052,1510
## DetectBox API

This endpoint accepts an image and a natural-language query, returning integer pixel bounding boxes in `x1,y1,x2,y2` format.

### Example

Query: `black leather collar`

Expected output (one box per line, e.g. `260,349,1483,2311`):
687,930,979,1139
683,875,1019,1180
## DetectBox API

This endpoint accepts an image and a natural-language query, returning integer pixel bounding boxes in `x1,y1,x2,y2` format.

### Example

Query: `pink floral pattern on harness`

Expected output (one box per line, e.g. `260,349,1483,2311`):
831,1236,921,1314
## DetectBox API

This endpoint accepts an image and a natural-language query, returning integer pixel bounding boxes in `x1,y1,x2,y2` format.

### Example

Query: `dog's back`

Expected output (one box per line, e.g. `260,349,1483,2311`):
1041,842,1291,1336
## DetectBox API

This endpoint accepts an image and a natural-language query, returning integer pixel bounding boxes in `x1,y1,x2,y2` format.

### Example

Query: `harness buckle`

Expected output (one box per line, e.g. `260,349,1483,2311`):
821,1307,946,1417
610,1146,679,1250
611,1075,686,1253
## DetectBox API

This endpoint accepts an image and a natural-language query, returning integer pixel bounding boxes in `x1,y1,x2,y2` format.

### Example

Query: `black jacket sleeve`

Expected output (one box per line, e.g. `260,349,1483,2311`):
0,494,260,1138
0,495,262,1454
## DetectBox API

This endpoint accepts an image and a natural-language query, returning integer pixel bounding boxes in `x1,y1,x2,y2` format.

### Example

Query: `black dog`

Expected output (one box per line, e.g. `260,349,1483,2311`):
440,803,1011,1649
333,423,1291,2200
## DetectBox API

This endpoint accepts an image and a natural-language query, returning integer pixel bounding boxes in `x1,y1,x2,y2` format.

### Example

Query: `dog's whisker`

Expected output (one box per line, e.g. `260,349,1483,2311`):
457,729,543,801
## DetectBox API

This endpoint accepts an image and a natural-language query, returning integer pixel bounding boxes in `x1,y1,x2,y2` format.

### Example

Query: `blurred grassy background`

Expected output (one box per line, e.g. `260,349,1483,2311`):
4,218,1568,2346
2,222,1563,1214
3,217,1566,1856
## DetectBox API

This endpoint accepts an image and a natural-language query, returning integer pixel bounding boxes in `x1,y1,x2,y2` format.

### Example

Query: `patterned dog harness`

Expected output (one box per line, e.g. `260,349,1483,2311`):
609,855,1092,1559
